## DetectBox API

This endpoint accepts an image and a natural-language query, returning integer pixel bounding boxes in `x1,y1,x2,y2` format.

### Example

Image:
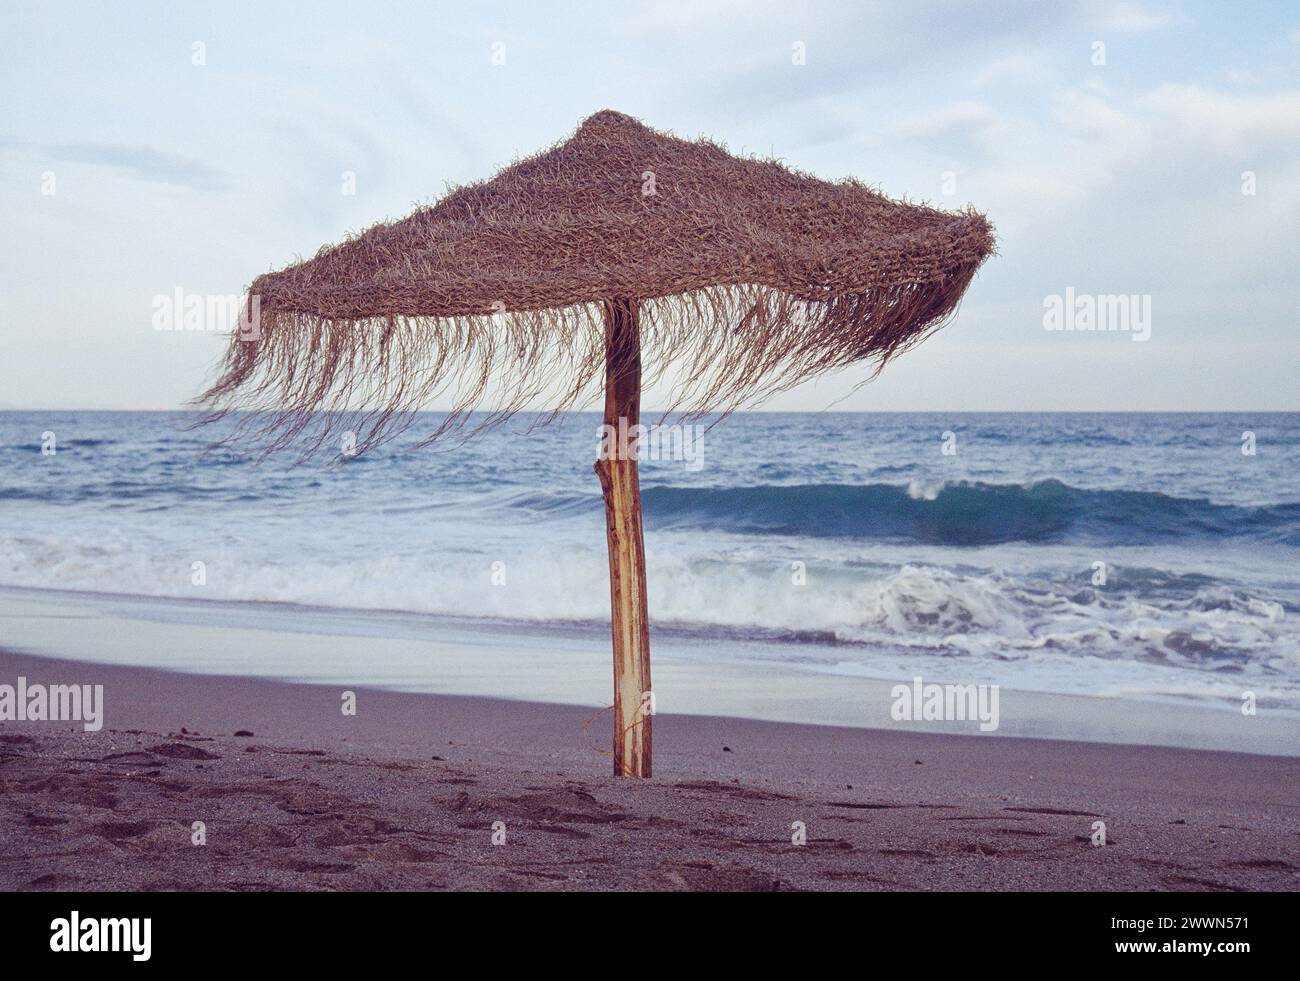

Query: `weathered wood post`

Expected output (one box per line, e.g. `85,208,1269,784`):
593,297,652,777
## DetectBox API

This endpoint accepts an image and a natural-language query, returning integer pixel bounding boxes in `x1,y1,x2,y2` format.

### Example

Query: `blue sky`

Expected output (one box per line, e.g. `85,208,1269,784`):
2,0,1298,410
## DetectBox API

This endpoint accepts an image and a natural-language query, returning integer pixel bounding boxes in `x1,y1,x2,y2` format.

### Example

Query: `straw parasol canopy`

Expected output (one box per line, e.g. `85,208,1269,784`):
198,109,994,455
196,109,995,778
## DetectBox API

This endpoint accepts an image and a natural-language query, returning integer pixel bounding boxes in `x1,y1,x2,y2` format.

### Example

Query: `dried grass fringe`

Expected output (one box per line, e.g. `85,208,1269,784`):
194,267,979,461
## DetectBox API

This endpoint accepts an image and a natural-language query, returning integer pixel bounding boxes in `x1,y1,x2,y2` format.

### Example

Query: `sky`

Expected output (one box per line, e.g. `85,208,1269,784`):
1,0,1298,411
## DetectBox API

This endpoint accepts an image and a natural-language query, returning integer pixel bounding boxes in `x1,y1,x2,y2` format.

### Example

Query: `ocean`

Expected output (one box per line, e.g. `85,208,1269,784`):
1,410,1297,715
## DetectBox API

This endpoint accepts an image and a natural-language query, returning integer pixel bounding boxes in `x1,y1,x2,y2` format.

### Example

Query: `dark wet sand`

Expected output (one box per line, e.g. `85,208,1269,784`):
1,648,1297,891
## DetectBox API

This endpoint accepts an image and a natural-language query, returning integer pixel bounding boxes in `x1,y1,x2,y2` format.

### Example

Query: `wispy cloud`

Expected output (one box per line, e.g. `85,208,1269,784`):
893,102,1002,142
1138,84,1300,154
40,140,230,191
1089,1,1178,31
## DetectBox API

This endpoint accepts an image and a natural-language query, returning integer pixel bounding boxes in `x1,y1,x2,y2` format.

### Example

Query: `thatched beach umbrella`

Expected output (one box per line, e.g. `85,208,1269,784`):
198,110,995,778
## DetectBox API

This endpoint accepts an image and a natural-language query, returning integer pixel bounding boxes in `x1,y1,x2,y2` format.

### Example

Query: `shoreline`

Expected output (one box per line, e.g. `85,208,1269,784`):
1,585,1296,758
2,646,1298,891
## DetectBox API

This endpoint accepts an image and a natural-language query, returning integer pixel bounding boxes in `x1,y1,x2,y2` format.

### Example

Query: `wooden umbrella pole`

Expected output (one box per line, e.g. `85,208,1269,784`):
594,297,652,778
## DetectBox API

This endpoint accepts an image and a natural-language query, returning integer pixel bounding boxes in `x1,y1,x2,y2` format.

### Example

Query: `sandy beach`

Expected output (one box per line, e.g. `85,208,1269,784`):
2,646,1297,892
